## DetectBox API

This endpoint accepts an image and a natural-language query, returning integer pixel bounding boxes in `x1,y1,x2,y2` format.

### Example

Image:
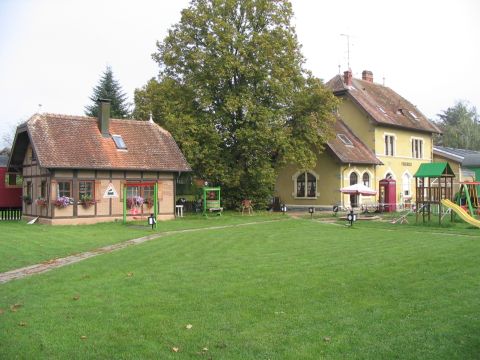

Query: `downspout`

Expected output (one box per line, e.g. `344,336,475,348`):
341,164,351,209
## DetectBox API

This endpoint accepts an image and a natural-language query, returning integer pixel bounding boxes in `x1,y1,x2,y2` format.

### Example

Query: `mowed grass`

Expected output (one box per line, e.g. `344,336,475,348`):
0,212,282,272
1,218,480,359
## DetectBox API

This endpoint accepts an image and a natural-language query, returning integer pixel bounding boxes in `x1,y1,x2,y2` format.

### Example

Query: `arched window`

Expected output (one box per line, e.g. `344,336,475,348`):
402,173,411,197
362,172,370,187
296,172,317,198
386,172,393,180
350,172,358,185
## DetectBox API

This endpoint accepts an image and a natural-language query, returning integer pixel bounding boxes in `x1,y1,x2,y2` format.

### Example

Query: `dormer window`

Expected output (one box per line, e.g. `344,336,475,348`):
338,134,353,146
112,135,127,150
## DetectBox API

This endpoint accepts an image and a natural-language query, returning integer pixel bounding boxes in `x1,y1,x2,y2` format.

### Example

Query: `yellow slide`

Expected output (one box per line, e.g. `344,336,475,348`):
441,199,480,228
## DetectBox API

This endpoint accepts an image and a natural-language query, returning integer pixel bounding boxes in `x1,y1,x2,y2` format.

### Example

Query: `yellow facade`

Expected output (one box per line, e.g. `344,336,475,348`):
275,94,435,209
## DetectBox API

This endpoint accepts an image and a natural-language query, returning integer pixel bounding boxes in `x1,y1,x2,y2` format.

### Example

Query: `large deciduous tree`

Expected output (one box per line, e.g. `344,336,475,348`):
434,101,479,150
85,66,130,118
134,0,337,207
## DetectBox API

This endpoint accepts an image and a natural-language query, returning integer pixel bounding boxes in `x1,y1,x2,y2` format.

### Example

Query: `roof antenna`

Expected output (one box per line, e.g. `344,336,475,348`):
382,77,386,86
149,112,154,123
38,104,42,113
340,34,350,70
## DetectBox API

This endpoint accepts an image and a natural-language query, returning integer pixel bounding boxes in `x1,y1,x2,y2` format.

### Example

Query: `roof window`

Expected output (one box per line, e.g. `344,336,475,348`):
112,135,127,150
338,134,353,146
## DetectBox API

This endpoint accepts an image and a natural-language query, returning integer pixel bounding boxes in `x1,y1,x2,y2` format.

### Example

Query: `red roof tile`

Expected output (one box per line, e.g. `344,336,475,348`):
327,118,382,165
20,113,191,172
326,75,441,134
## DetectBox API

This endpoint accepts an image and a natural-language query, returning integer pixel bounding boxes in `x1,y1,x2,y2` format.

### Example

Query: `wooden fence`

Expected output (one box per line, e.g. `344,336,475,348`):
0,208,22,221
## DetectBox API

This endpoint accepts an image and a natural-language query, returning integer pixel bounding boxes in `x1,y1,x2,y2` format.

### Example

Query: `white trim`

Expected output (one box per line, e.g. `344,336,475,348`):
383,169,396,180
383,132,397,157
291,170,319,199
410,136,424,160
361,170,373,187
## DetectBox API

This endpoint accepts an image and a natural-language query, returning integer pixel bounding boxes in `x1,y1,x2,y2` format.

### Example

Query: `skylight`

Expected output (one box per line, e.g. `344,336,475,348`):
408,110,419,120
338,134,353,146
112,135,127,150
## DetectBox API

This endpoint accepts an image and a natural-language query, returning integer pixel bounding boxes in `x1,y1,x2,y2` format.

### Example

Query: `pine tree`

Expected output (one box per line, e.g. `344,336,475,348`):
85,66,130,118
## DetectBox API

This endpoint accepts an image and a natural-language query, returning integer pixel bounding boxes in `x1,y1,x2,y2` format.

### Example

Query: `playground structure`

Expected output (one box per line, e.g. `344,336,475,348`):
441,199,480,228
202,187,223,216
122,182,158,226
414,162,455,224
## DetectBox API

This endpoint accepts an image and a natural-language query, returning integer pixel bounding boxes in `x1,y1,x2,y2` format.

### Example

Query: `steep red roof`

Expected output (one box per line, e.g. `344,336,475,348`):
326,74,441,134
11,113,191,172
327,118,382,165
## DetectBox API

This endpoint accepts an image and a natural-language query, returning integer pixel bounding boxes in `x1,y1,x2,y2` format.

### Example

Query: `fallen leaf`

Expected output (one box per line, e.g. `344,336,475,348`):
172,347,179,353
323,336,331,342
18,321,27,327
202,347,208,352
127,272,134,277
186,324,193,329
73,295,80,301
10,303,22,312
80,336,87,340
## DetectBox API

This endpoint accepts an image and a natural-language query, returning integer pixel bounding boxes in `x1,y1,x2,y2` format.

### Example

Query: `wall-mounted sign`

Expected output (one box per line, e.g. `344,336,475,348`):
103,183,118,198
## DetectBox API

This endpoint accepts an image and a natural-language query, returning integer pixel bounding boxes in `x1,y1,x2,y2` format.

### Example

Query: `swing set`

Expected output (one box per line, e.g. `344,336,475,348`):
122,182,158,227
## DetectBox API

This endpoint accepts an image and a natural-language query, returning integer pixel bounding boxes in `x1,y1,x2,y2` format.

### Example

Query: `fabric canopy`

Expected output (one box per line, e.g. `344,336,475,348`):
340,183,377,196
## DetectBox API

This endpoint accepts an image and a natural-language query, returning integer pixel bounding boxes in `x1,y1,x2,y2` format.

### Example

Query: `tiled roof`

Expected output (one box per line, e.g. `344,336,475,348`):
13,113,191,172
326,75,441,134
327,118,382,165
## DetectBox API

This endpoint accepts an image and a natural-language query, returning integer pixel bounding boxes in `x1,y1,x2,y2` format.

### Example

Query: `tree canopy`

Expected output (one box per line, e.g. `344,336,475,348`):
134,0,338,207
434,101,479,150
85,66,130,118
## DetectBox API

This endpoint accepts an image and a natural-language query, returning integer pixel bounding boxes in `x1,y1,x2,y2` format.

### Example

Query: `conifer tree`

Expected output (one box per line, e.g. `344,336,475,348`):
85,66,130,118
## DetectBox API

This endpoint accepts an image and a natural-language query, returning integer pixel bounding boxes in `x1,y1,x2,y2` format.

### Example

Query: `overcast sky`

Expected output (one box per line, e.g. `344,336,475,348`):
1,0,479,147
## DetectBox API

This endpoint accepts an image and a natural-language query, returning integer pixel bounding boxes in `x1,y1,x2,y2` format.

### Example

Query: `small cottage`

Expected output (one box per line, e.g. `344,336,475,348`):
8,100,191,225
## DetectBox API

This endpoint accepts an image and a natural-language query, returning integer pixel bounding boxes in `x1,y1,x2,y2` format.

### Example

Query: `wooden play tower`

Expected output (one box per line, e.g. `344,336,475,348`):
414,162,455,224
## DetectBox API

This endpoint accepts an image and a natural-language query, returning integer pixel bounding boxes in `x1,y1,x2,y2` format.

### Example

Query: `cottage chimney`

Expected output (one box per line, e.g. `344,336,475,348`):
343,69,352,86
97,99,111,137
362,70,373,83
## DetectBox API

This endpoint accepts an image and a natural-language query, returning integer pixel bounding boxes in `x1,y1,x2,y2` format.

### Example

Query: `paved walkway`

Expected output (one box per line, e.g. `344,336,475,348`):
0,219,283,284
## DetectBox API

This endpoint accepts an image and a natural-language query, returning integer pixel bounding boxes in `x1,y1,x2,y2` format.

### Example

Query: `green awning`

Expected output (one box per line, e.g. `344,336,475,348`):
414,162,455,178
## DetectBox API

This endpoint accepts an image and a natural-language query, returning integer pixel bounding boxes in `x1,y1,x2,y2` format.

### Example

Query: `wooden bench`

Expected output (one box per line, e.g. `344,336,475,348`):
208,207,223,215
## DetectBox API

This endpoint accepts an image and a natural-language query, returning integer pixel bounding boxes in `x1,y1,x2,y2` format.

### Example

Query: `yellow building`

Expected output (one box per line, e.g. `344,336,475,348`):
275,70,441,210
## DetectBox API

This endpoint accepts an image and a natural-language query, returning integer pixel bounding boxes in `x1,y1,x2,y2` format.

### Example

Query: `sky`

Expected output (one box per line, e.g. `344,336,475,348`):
1,0,479,147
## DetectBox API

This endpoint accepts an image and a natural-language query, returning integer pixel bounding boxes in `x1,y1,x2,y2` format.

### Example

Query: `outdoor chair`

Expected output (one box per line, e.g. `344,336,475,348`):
241,199,253,215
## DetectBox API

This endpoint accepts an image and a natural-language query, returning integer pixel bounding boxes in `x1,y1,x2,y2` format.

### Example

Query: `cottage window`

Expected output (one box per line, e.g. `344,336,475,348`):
40,180,47,198
26,181,32,198
112,135,127,150
296,172,317,198
411,138,423,159
127,186,140,198
362,173,370,187
79,181,94,199
143,185,154,199
384,135,395,156
58,181,71,198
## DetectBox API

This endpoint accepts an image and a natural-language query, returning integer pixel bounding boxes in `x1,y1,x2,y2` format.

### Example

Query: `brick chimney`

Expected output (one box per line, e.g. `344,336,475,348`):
98,99,111,137
343,69,352,86
362,70,373,83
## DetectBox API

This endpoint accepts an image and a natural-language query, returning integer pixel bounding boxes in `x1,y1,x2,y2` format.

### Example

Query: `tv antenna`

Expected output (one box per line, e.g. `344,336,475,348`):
340,34,350,70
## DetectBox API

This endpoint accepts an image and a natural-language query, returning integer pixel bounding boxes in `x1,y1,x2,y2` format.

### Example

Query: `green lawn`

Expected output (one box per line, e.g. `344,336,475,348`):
1,216,480,359
0,212,282,273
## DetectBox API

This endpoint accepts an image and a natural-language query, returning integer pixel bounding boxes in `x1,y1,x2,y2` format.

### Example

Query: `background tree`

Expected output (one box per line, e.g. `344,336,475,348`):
85,66,130,118
135,0,338,207
434,101,479,149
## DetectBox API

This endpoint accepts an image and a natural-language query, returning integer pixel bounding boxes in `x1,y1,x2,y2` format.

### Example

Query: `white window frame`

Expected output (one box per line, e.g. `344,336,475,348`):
411,137,424,159
292,170,319,199
384,133,396,156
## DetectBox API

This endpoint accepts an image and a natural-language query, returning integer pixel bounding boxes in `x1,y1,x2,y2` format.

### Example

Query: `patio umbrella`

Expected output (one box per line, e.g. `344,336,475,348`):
340,183,377,196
